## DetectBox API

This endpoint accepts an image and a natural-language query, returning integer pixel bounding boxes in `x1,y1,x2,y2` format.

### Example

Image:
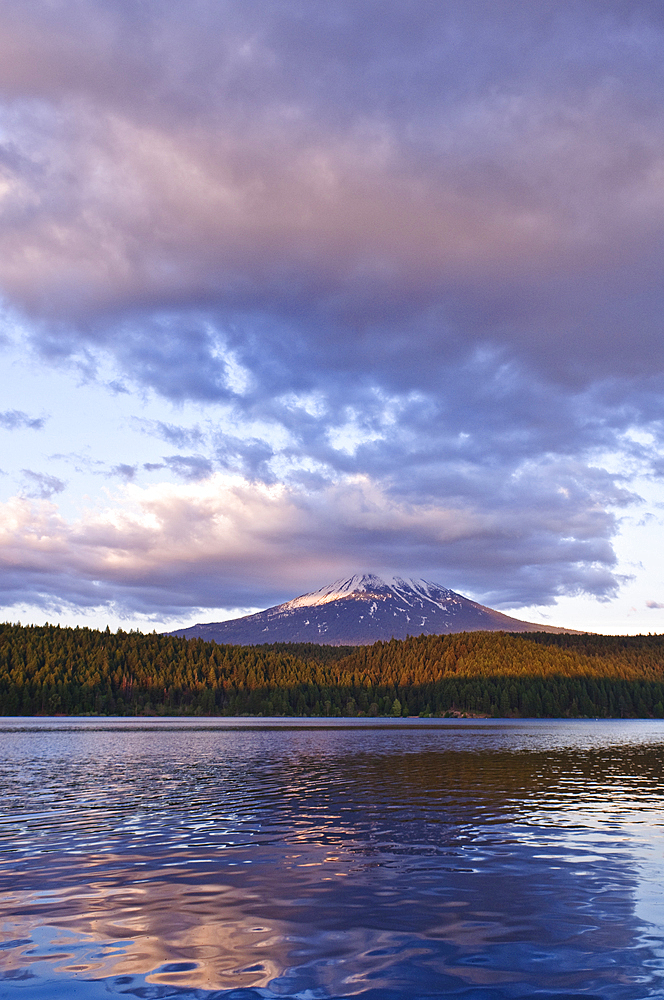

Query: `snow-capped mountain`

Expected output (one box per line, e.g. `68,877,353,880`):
168,574,578,645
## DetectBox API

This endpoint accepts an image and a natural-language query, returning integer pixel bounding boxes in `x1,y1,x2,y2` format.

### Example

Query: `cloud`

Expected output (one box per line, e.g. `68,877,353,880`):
110,463,137,482
646,600,664,609
161,454,214,481
0,2,661,615
20,470,66,499
0,466,635,617
133,419,204,449
0,409,44,430
1,2,663,388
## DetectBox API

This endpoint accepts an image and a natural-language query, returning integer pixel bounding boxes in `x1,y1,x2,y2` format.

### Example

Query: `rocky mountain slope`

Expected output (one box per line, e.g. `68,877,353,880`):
168,574,580,645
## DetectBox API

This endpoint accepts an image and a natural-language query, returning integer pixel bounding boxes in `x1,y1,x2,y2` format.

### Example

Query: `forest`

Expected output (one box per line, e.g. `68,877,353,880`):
1,622,664,718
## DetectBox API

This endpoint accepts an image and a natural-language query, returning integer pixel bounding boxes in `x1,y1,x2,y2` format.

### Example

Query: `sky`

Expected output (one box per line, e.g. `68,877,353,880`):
0,0,664,635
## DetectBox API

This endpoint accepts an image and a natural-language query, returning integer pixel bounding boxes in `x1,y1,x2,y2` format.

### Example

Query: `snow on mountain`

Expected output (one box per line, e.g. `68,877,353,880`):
167,574,580,645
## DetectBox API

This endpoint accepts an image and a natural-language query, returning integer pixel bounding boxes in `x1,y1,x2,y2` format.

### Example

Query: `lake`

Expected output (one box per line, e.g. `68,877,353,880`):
1,717,663,999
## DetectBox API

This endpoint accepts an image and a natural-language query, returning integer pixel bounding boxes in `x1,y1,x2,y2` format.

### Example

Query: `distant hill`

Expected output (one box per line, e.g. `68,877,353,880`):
167,574,582,644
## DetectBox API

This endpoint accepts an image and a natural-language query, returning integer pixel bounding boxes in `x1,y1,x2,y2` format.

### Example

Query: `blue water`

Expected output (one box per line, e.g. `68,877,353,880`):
1,718,663,999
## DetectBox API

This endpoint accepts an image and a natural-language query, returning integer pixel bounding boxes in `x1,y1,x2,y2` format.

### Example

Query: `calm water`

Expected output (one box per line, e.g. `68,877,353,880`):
1,718,663,999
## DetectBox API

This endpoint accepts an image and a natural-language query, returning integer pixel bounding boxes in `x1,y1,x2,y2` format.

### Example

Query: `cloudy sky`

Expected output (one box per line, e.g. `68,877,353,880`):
1,0,663,635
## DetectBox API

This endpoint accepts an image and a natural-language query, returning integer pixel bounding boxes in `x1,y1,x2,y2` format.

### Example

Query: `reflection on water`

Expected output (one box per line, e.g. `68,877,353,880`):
1,718,663,998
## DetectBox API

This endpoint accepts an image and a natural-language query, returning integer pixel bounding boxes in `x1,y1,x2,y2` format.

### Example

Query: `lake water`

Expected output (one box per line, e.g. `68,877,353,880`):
1,718,663,999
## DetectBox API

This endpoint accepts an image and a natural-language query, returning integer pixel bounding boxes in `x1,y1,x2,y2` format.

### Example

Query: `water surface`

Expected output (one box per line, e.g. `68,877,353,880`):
1,717,663,998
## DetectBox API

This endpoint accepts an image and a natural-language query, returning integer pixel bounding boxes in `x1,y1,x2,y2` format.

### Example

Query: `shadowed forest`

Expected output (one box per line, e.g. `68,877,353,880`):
2,624,664,718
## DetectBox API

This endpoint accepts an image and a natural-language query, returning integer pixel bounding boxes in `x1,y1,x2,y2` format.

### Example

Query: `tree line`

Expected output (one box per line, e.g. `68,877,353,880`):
1,622,663,717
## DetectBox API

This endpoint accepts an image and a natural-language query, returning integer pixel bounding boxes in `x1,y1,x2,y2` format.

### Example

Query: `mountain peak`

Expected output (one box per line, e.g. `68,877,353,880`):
282,573,451,609
282,574,469,613
168,573,581,645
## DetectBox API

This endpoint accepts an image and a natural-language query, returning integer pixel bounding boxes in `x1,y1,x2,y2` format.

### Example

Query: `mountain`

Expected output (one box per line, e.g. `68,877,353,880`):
167,574,581,645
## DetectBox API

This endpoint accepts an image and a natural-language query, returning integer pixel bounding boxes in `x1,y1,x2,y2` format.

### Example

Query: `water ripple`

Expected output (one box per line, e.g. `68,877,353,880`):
1,718,663,998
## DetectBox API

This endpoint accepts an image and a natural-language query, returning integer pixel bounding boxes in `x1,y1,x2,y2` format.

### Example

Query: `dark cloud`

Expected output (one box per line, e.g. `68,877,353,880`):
0,409,44,430
0,1,662,612
2,1,663,385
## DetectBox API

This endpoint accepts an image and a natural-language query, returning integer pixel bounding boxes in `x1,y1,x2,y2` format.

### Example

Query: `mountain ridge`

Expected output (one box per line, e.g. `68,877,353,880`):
167,574,583,645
